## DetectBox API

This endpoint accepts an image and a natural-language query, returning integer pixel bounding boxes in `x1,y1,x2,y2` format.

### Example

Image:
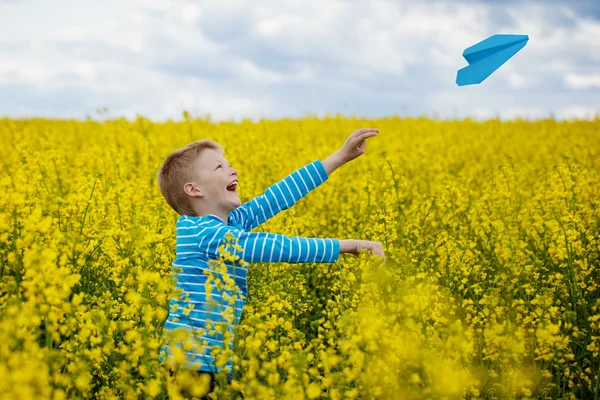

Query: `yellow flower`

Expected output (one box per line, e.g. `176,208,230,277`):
306,382,321,399
1,116,598,399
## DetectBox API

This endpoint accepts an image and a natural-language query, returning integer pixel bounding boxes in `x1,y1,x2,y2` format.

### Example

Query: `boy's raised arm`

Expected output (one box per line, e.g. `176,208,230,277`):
228,159,329,232
229,128,379,232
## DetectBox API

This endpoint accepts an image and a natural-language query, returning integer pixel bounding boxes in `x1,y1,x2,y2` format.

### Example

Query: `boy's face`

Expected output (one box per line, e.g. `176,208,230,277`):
193,148,241,214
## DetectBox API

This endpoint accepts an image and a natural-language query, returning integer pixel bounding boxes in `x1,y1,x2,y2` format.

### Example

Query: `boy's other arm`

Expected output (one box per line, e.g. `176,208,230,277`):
338,239,385,263
231,230,339,264
226,231,385,264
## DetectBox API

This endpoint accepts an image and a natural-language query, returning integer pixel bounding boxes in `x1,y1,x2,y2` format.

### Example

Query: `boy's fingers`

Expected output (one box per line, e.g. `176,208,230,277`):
351,128,378,139
354,130,378,143
355,132,377,147
359,128,378,136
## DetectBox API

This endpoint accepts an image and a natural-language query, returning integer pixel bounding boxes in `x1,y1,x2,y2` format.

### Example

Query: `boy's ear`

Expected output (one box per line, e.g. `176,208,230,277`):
183,182,203,198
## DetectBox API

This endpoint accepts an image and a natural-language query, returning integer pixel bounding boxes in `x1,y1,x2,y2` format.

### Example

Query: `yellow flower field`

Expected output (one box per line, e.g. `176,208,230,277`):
0,114,599,399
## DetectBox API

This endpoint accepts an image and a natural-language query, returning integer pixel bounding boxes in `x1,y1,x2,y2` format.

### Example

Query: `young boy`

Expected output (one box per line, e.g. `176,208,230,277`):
157,128,385,395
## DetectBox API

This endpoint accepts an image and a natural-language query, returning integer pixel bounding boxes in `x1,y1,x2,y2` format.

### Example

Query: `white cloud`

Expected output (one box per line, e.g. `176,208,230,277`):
573,18,600,57
236,60,285,83
565,73,600,89
0,0,599,121
469,107,494,120
557,106,600,120
137,88,271,121
72,62,97,81
502,107,547,120
505,71,537,89
180,3,201,26
0,61,54,85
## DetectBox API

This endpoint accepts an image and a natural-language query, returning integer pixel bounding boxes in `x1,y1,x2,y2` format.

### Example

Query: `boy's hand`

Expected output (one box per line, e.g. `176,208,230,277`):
322,128,379,175
338,128,379,163
339,239,386,264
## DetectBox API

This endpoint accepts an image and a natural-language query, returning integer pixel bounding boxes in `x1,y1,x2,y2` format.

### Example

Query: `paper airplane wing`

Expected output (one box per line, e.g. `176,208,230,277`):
456,34,529,86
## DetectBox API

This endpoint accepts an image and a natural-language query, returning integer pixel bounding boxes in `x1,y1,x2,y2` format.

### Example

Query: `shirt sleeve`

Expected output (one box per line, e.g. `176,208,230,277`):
232,230,340,264
228,160,329,232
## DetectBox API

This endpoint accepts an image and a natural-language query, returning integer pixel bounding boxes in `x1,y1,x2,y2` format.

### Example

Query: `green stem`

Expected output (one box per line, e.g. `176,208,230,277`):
594,359,599,400
80,175,99,235
383,156,407,221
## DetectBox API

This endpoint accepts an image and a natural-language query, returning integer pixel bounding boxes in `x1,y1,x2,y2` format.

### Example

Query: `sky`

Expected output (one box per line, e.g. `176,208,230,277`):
1,0,599,122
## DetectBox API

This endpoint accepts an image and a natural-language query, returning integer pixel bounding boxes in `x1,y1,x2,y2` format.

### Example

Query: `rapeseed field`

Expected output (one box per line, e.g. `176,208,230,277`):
1,115,599,399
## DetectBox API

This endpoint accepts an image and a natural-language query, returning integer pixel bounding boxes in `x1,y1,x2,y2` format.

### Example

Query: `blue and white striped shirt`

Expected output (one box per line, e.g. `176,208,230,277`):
160,159,341,372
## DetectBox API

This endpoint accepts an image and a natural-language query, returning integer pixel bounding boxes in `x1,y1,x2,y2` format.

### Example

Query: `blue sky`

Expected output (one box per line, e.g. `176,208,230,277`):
0,0,599,121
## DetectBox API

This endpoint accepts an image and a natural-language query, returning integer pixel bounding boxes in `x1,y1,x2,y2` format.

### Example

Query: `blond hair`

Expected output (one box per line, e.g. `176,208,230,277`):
157,140,224,216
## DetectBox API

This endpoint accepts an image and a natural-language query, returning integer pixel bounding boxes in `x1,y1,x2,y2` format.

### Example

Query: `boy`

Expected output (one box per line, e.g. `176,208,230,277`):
157,128,385,396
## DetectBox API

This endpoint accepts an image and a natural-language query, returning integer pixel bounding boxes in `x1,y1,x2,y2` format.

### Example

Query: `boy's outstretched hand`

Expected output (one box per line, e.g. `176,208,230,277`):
339,239,386,264
338,128,379,163
322,128,379,175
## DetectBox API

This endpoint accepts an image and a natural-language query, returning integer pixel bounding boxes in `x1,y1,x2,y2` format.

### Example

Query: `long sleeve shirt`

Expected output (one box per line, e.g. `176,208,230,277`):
159,159,341,373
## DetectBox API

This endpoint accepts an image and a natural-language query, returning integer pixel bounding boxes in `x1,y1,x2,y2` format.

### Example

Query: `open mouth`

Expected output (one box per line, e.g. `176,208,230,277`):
226,180,238,192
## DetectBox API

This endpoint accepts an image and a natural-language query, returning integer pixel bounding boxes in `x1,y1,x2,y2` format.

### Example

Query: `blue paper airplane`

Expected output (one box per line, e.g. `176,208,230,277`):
456,34,529,86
